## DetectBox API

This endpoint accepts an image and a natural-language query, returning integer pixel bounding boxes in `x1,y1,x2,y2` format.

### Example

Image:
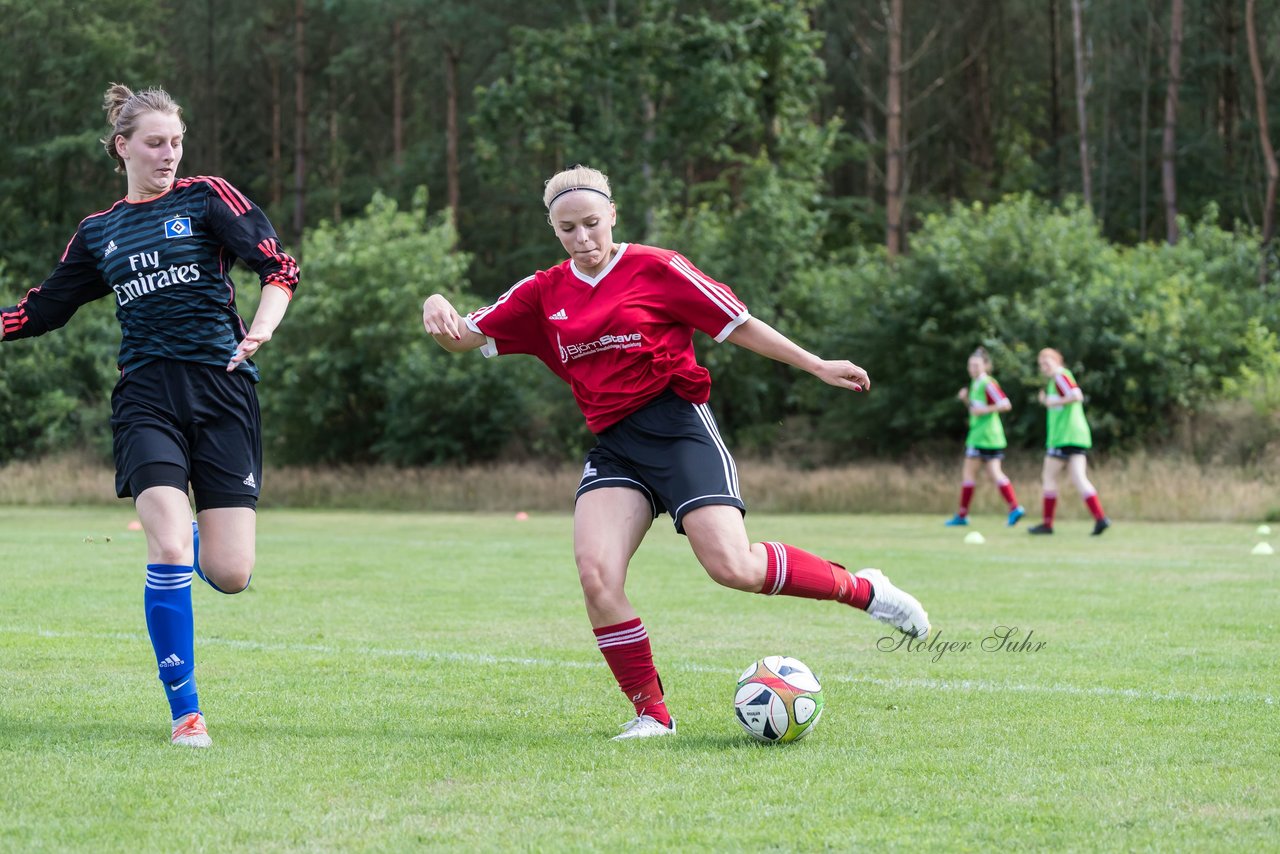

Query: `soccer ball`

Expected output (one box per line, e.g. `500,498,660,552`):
733,656,824,743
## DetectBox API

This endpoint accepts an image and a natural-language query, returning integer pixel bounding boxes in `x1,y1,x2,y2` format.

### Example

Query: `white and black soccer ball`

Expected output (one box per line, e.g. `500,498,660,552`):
733,655,824,743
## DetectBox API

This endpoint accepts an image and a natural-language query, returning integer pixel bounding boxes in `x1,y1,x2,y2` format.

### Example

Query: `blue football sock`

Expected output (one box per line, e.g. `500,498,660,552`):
191,520,200,576
145,563,200,719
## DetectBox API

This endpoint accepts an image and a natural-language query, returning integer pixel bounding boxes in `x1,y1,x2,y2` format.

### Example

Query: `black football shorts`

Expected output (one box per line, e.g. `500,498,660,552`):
111,358,262,510
576,389,745,534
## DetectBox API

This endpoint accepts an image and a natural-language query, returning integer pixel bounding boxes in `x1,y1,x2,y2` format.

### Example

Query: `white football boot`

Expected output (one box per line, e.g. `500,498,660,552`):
612,714,677,740
171,712,212,748
855,568,931,639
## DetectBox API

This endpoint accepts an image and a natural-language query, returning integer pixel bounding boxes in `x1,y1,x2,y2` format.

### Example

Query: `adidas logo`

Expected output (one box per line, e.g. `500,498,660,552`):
548,308,568,321
243,472,256,488
104,239,118,257
159,653,185,668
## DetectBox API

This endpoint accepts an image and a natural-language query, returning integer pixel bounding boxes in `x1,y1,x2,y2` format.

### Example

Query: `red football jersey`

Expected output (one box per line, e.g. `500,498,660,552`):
466,243,750,432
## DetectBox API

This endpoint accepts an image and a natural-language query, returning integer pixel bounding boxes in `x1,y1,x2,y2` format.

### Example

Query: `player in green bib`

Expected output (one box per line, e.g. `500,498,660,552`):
1029,348,1111,535
944,347,1025,527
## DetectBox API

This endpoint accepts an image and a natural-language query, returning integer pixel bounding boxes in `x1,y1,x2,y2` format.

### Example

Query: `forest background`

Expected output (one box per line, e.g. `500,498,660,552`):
0,0,1277,492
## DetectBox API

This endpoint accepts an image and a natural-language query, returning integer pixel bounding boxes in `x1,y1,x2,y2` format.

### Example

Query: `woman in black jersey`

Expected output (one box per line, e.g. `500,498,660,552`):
0,84,298,747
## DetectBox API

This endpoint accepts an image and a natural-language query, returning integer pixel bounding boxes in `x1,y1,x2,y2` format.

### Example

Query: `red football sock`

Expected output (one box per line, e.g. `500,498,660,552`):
997,479,1019,510
1083,492,1106,520
757,542,872,610
958,481,975,517
1043,492,1058,526
593,618,670,726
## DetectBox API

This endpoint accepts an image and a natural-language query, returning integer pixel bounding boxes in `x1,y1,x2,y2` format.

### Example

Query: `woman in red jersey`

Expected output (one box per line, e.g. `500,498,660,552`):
0,84,297,748
423,165,929,740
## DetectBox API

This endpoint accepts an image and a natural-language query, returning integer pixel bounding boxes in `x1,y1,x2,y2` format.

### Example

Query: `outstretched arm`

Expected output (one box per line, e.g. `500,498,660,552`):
422,294,486,352
2,231,111,342
726,317,869,392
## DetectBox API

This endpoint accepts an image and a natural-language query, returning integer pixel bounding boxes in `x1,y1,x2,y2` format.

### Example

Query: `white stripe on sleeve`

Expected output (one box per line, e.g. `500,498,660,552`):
669,256,747,317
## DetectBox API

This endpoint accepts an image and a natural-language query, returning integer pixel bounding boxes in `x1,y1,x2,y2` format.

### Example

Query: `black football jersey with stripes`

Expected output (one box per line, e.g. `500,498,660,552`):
1,176,298,381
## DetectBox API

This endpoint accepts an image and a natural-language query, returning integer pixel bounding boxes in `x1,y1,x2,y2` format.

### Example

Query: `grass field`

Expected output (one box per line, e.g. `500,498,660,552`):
1,507,1277,851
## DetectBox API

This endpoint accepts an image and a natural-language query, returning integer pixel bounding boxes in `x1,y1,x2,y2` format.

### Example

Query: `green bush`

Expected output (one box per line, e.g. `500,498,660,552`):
257,190,535,465
807,195,1278,456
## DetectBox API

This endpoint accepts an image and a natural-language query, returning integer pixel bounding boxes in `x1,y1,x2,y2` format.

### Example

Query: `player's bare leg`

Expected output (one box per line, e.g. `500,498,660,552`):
682,505,767,591
194,507,255,593
574,488,650,626
574,488,673,739
136,486,196,566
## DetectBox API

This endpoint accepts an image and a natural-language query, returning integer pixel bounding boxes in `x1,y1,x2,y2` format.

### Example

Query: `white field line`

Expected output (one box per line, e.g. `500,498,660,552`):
7,625,1273,706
